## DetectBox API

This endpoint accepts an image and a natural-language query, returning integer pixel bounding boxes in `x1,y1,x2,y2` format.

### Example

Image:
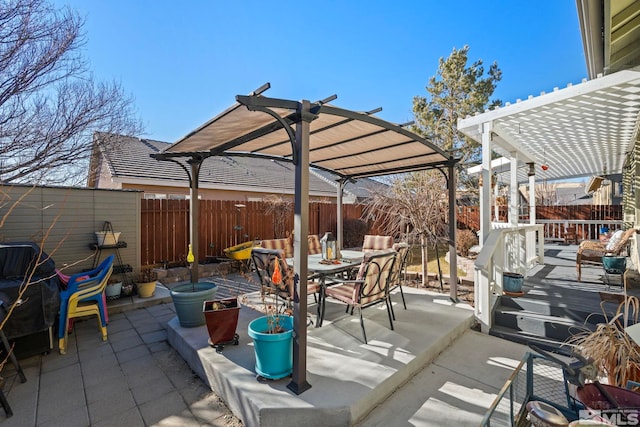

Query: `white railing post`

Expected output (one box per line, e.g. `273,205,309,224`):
474,224,545,332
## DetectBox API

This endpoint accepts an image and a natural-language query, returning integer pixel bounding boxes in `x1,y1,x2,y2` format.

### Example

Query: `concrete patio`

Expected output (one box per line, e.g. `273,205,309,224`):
0,279,531,426
166,284,529,427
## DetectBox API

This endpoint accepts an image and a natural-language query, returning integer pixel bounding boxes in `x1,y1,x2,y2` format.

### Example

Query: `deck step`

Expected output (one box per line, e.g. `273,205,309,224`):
498,295,609,325
493,306,596,342
489,325,578,351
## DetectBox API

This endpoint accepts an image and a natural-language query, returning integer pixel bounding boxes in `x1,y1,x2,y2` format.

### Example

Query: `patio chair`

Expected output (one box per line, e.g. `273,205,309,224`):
563,224,578,245
389,242,410,310
322,249,396,344
362,235,394,251
259,238,294,258
250,248,320,311
58,255,114,354
576,227,637,281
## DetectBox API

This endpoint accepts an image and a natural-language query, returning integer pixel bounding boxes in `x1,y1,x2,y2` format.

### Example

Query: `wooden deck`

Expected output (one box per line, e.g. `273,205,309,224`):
492,242,640,345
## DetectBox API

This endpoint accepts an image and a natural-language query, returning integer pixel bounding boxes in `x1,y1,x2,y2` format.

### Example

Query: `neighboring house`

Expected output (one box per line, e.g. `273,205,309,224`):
88,133,384,203
311,168,389,203
588,174,623,206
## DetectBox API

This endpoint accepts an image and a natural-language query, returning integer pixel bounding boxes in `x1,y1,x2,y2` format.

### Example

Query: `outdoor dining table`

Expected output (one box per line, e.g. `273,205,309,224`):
287,250,365,327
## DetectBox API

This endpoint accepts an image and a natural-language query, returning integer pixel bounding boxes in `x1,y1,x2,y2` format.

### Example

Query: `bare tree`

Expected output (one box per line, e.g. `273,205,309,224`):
0,0,142,185
535,181,558,205
262,195,293,239
362,171,448,286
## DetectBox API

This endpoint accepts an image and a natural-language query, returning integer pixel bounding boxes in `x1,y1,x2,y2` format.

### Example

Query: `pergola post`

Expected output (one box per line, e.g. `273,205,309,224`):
480,122,492,244
448,163,458,301
336,179,347,251
509,153,518,226
188,157,202,282
288,100,312,395
528,163,536,225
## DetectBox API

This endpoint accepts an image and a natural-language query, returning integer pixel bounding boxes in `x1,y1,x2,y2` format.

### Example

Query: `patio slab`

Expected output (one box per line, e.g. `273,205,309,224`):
167,287,477,427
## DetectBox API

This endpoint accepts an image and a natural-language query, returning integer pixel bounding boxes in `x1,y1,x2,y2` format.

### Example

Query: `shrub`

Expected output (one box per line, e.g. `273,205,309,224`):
343,218,368,248
456,229,478,257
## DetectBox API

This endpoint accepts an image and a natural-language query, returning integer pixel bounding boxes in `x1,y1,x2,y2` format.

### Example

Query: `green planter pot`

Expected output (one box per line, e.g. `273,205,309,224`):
503,272,524,293
247,315,293,380
170,282,218,327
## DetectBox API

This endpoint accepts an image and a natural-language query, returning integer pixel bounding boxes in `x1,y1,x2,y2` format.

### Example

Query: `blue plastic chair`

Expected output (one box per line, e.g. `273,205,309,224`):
58,255,114,354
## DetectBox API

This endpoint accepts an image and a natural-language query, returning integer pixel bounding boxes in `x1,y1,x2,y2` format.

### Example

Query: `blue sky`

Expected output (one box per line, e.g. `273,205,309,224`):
53,0,586,143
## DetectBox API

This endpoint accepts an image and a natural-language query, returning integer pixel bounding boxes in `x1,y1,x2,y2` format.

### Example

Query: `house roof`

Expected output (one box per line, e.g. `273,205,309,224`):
310,168,388,200
95,133,348,197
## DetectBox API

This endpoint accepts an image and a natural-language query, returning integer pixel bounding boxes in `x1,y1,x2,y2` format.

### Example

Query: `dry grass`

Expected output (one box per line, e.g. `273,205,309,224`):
567,296,640,387
402,243,475,306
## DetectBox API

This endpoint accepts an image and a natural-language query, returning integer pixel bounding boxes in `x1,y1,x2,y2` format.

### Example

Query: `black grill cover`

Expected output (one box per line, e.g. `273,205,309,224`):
0,242,60,340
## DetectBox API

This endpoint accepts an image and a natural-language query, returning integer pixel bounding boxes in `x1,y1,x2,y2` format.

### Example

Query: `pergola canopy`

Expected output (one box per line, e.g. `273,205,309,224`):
459,68,640,184
156,84,455,178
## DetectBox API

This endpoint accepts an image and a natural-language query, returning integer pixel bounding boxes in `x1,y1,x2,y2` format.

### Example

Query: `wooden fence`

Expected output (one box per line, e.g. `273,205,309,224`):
141,199,624,268
457,205,622,231
140,199,372,267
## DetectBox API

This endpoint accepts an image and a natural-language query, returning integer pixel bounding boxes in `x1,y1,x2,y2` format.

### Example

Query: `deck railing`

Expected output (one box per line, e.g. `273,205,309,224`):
536,219,624,242
480,352,574,426
474,224,545,332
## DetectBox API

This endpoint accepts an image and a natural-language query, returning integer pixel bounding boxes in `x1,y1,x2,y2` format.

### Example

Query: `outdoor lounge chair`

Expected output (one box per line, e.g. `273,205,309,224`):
576,227,637,281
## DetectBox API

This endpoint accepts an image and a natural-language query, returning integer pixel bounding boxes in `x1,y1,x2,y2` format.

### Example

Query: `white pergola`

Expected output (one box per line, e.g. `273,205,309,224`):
152,83,460,394
458,67,640,241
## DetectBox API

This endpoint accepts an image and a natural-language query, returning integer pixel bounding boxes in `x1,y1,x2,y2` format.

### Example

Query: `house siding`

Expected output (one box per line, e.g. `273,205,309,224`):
0,185,141,278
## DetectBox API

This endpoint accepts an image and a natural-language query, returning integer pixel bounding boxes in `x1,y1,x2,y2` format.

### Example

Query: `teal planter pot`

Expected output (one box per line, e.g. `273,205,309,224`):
603,255,626,273
170,282,218,327
503,272,524,293
247,315,293,380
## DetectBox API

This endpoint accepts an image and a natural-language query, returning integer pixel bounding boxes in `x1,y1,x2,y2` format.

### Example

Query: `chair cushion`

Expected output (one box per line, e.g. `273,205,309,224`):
325,283,358,304
605,230,624,251
308,235,322,255
362,235,394,251
259,238,294,258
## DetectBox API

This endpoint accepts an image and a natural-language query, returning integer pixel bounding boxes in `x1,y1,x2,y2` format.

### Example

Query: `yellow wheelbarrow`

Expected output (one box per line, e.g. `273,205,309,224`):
223,241,259,270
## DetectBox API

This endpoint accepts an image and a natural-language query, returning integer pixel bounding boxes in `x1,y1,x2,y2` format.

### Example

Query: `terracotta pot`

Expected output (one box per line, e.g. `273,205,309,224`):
203,298,240,351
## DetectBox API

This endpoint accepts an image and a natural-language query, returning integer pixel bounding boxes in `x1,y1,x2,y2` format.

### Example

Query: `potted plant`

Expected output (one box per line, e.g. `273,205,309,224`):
503,272,525,295
568,295,640,388
135,268,158,298
203,298,241,352
170,244,218,327
105,277,123,300
247,253,294,379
